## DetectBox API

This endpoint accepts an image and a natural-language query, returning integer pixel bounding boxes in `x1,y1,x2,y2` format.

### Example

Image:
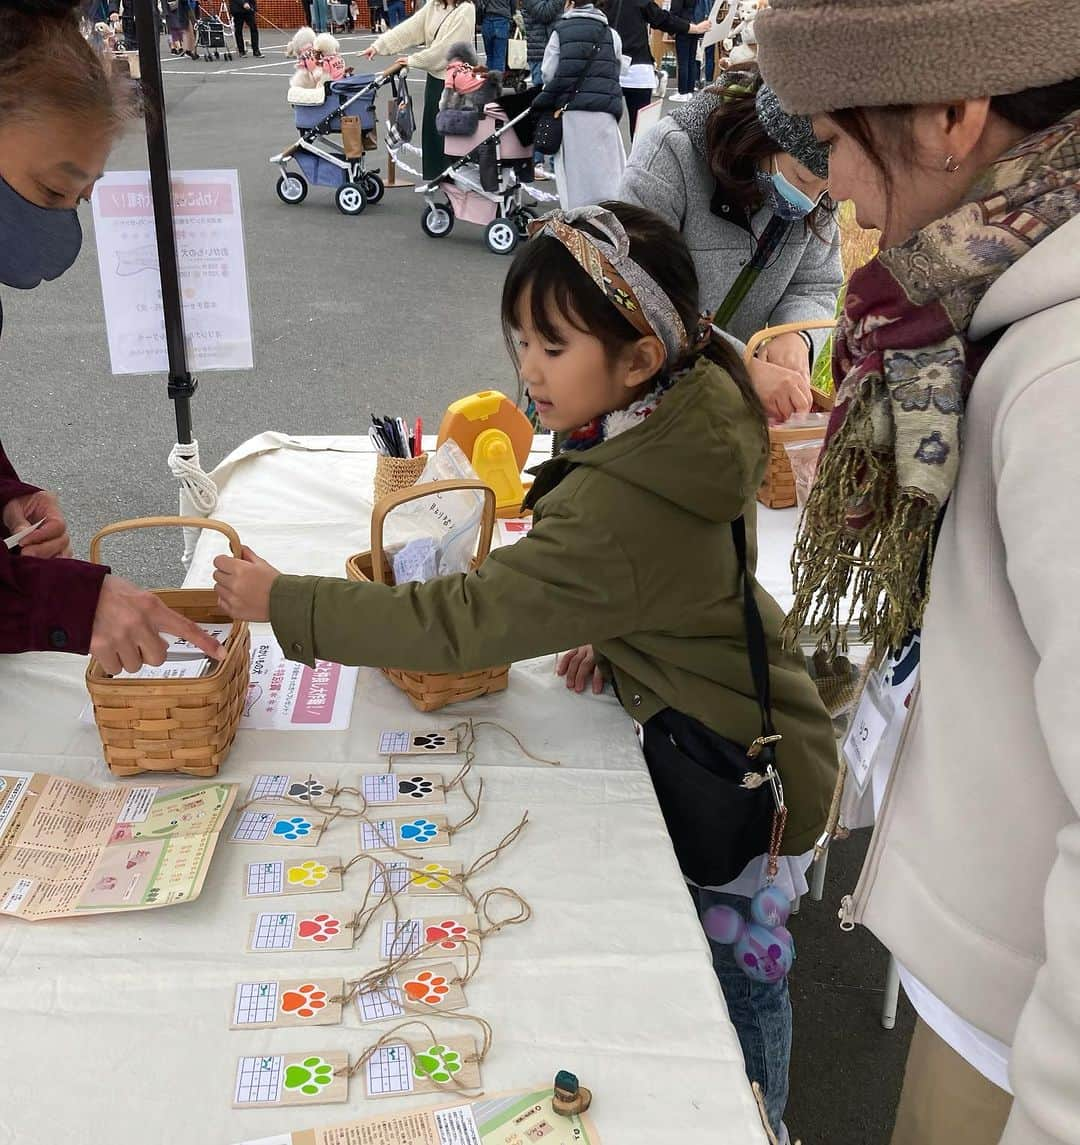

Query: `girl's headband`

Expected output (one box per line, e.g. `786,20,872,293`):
526,207,689,362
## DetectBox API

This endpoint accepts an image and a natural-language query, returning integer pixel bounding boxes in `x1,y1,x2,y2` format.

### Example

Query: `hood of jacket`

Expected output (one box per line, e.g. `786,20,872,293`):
668,87,726,163
529,358,766,524
970,211,1080,341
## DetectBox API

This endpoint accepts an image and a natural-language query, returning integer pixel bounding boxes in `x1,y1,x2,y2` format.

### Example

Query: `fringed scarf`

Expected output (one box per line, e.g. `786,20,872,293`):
787,110,1080,653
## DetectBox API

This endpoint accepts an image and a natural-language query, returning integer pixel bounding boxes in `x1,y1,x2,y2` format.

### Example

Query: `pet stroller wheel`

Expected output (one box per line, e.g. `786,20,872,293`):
512,206,539,238
276,173,309,205
420,202,454,238
335,182,368,216
485,218,519,256
361,173,385,205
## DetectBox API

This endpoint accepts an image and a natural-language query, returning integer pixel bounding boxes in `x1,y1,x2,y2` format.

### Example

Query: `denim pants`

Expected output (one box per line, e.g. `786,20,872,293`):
674,31,700,94
310,0,330,31
691,887,792,1134
482,15,510,73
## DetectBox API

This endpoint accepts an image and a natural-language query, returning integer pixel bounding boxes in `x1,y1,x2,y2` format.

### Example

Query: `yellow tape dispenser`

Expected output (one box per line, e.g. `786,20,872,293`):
436,390,535,517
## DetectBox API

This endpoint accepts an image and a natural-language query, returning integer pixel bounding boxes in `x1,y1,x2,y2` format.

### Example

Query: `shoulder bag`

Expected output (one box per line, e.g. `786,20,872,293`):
640,516,785,886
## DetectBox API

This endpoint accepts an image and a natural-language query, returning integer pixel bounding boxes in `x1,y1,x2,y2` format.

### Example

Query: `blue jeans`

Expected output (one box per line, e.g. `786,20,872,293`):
692,888,792,1135
310,0,330,31
482,15,510,73
386,0,406,25
675,31,700,94
704,43,716,84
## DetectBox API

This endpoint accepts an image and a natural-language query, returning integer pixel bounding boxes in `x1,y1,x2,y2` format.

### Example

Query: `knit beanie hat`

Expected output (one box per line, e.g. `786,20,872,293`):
755,0,1080,117
755,82,829,178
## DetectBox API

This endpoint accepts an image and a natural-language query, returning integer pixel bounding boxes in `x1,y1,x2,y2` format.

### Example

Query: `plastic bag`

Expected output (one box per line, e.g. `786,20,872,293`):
783,439,825,510
383,441,486,580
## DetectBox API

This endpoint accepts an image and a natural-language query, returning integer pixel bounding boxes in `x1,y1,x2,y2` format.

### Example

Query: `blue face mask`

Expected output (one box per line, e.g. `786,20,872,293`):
0,174,83,290
755,161,823,222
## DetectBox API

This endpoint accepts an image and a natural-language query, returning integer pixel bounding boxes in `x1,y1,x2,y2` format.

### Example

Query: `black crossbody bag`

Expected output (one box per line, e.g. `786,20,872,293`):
641,516,784,886
533,39,602,155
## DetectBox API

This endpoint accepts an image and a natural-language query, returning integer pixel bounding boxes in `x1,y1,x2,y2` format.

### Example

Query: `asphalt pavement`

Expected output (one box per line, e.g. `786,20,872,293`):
0,28,914,1142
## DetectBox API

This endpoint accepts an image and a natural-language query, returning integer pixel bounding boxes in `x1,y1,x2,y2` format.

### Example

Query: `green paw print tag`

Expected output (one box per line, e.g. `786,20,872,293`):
284,1056,336,1096
413,1044,462,1084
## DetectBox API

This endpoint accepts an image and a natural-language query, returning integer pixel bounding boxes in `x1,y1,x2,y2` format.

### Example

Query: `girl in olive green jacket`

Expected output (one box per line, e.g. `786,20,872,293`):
215,202,836,1135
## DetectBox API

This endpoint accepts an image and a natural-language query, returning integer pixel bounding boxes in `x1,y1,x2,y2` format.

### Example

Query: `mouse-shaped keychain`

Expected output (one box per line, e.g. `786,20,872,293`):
702,882,795,984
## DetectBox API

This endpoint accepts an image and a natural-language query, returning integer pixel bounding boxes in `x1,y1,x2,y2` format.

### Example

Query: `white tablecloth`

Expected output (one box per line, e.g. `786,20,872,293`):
0,434,770,1145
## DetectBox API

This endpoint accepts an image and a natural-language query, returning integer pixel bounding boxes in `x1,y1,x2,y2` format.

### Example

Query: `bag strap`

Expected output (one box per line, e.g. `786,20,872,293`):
730,515,780,769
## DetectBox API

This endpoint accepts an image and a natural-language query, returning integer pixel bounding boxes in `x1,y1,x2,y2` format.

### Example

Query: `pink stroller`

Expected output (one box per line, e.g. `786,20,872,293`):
419,94,540,256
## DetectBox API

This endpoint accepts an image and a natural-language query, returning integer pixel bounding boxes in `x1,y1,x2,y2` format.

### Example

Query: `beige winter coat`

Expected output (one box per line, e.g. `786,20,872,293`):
372,0,476,79
844,212,1080,1144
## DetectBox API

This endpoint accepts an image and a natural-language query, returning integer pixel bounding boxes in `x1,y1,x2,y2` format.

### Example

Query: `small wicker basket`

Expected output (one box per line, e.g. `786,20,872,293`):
346,479,508,712
744,321,837,510
373,452,428,503
85,517,251,778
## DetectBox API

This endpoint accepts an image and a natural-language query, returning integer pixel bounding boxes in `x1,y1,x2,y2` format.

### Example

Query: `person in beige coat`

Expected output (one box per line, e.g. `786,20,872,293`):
756,0,1080,1142
362,0,477,180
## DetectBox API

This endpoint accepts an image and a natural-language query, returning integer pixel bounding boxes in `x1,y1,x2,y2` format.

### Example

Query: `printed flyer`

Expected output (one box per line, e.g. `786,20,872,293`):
91,169,254,375
234,1086,598,1145
0,770,236,919
243,635,358,732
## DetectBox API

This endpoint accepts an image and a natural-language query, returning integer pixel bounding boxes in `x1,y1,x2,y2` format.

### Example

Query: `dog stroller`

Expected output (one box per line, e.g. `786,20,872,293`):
418,88,541,255
195,15,233,60
270,73,397,216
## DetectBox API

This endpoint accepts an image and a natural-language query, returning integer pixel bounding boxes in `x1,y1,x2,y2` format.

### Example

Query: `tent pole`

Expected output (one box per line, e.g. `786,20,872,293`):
135,0,196,446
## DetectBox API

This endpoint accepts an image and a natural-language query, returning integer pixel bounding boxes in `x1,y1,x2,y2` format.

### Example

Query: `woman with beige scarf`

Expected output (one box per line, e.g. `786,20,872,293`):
756,1,1080,1142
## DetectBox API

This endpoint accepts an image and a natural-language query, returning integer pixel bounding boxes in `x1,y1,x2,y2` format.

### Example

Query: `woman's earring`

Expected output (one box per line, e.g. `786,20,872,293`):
944,154,960,174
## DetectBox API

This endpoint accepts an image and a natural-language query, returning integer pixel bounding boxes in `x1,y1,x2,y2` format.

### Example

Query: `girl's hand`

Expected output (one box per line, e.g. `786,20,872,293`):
213,546,280,622
393,56,410,69
556,645,605,695
690,19,711,33
747,356,813,423
361,45,378,59
760,331,812,379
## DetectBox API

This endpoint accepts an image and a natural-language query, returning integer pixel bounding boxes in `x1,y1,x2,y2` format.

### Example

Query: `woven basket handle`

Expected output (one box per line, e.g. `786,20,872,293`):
743,319,837,411
89,516,243,566
370,479,497,587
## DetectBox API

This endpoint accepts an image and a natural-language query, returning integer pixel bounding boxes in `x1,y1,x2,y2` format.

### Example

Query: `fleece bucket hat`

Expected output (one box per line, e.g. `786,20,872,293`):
755,0,1080,116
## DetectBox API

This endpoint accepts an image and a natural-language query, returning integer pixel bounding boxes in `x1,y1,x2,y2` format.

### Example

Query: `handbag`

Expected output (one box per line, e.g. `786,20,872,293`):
435,106,480,136
641,516,784,886
533,39,601,156
507,25,528,71
386,73,416,146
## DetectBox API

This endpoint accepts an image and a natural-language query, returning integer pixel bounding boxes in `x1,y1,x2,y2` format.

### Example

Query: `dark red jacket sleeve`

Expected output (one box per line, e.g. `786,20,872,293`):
0,439,108,655
0,439,41,522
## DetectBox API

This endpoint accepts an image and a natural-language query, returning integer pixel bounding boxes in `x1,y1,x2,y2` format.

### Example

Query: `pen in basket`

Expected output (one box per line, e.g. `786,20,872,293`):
370,413,423,458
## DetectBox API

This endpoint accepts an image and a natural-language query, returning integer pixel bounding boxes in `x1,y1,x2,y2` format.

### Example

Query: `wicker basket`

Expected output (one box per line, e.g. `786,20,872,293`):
744,321,837,510
374,452,428,503
346,479,509,712
85,517,251,778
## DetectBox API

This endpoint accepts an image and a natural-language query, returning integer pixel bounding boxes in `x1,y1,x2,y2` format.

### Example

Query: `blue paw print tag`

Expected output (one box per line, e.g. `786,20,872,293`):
399,818,438,843
273,816,312,841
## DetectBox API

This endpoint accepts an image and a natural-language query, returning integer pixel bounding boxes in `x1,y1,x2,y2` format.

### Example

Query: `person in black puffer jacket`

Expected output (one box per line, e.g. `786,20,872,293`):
533,0,624,208
521,0,562,83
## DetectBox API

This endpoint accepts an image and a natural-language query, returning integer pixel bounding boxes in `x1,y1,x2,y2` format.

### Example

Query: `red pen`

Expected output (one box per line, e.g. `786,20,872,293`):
413,418,423,457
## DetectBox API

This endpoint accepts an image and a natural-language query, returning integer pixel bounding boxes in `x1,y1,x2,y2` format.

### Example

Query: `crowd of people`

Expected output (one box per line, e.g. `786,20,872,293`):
3,1,1080,1143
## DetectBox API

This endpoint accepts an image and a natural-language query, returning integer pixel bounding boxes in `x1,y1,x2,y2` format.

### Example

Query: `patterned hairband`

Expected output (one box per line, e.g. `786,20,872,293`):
526,207,689,361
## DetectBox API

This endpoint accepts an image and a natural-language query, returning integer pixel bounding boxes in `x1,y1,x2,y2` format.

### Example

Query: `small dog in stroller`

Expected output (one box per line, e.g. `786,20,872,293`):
436,43,503,138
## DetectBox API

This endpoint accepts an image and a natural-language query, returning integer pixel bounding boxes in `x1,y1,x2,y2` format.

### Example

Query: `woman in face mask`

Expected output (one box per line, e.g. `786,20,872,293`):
620,72,842,422
0,0,224,672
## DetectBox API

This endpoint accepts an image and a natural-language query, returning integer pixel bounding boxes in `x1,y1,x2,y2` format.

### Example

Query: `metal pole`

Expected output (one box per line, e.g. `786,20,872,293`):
135,0,197,445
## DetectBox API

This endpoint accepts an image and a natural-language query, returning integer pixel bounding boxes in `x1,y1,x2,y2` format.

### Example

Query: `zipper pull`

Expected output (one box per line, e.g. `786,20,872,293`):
838,894,856,932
